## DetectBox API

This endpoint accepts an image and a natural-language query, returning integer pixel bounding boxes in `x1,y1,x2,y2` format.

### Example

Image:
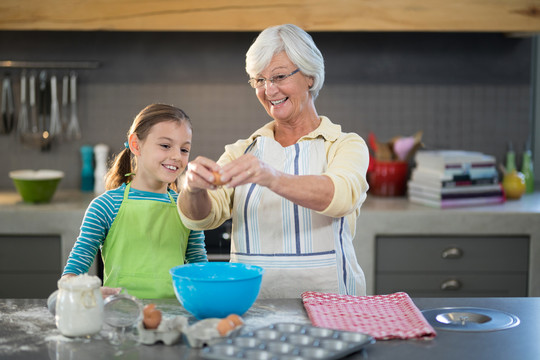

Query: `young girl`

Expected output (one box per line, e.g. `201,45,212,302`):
62,104,207,299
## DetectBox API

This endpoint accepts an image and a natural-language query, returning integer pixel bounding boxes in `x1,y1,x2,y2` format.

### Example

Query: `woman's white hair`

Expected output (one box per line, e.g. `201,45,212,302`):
246,24,325,100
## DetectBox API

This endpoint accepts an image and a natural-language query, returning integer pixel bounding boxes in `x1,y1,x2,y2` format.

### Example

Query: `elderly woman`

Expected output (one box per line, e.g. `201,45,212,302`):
178,24,369,298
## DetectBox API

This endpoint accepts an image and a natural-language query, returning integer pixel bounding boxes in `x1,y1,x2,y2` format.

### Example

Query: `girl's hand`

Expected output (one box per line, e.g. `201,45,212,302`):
183,156,224,192
101,286,122,299
61,274,122,300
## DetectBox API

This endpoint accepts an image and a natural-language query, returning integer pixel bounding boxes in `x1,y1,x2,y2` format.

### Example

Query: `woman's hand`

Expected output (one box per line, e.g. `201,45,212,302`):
221,154,334,212
180,153,333,215
220,154,278,189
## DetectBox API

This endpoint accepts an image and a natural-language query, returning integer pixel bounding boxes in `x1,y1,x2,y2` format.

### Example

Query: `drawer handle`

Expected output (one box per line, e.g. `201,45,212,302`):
441,247,463,259
441,279,462,291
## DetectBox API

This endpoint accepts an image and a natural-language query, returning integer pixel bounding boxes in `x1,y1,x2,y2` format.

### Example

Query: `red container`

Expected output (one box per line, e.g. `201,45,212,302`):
368,160,409,196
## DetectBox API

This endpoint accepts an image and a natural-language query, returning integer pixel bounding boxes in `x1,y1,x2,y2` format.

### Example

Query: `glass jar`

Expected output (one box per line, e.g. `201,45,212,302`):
55,274,104,337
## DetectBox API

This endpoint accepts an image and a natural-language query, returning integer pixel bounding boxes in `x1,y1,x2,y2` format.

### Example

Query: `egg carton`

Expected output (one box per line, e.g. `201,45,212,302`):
137,316,188,345
201,323,375,360
137,316,243,347
184,318,243,348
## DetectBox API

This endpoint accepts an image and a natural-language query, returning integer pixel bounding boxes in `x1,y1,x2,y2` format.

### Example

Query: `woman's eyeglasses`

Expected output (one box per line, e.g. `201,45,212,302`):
248,69,300,89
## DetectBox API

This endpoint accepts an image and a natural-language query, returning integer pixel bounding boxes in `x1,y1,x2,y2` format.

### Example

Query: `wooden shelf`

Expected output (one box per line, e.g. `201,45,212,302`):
1,0,540,32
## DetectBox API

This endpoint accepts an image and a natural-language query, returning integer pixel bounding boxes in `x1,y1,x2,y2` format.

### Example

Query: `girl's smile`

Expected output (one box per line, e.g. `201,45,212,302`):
130,120,192,193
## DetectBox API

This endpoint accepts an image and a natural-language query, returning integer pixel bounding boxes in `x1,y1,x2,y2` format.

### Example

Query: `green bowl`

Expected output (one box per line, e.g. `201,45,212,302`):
9,170,64,203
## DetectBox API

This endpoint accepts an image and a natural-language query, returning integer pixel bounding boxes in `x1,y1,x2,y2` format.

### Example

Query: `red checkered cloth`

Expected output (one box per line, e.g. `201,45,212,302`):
301,291,436,340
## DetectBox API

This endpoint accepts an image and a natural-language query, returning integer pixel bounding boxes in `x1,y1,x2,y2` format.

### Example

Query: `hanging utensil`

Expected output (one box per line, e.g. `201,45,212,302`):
49,75,61,137
38,70,49,139
1,73,15,134
67,72,81,140
17,71,29,136
39,71,52,151
21,72,52,151
29,72,39,134
61,74,69,134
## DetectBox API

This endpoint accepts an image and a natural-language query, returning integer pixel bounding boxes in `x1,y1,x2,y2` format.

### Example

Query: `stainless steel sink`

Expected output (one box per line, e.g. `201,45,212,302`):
422,307,520,332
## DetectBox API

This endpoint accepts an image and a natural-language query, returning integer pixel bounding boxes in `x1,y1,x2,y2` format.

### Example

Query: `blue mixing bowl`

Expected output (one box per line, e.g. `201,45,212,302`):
169,262,264,319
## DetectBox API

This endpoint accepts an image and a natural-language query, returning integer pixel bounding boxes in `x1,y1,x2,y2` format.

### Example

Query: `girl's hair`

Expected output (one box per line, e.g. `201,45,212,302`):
245,24,325,100
105,103,192,192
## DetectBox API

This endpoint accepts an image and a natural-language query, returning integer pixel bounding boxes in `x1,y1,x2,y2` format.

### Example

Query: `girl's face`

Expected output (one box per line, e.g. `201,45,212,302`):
255,51,313,123
129,120,192,193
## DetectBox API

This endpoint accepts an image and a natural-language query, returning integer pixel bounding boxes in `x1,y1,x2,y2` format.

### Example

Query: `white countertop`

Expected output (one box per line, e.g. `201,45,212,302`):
1,190,537,216
361,192,540,213
1,190,539,295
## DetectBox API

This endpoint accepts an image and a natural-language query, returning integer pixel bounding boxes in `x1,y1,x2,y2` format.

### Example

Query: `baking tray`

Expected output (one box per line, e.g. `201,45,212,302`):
201,322,374,360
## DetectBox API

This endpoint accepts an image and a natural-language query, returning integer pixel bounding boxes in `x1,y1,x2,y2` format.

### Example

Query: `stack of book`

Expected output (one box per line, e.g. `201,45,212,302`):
408,150,505,208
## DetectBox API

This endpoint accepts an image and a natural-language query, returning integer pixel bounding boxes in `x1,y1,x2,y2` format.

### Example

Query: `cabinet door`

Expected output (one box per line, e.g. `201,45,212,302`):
0,235,61,298
376,235,529,297
376,236,529,272
377,273,528,297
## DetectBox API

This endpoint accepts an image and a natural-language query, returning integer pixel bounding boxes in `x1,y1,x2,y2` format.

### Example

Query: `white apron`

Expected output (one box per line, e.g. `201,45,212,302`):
230,136,366,299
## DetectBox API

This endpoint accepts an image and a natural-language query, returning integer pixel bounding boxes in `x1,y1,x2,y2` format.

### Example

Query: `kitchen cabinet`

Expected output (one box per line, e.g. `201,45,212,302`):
1,0,539,32
0,190,95,300
204,220,232,262
375,235,529,297
0,234,61,298
353,193,540,296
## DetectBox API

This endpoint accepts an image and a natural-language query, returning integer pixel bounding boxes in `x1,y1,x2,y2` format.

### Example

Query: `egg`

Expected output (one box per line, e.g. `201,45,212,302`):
226,314,244,326
216,314,244,336
216,318,235,336
212,171,226,186
143,303,162,330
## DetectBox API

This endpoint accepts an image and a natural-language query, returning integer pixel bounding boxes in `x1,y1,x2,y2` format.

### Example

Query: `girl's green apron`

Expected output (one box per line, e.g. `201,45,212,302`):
101,183,189,299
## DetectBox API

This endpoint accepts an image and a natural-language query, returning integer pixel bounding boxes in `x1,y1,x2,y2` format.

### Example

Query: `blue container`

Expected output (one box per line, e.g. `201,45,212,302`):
170,262,264,319
80,145,94,192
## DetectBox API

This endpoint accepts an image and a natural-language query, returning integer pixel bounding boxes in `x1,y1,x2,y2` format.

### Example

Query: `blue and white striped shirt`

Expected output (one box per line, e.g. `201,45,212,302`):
62,183,207,276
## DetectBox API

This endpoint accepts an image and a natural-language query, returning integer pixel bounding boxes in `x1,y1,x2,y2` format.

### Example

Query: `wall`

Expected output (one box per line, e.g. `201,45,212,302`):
0,31,532,190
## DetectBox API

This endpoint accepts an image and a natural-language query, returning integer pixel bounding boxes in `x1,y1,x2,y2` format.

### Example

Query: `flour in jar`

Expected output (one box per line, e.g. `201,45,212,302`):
55,274,104,337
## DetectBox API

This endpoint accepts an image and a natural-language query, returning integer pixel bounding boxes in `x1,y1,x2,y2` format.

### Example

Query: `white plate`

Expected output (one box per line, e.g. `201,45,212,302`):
9,169,64,180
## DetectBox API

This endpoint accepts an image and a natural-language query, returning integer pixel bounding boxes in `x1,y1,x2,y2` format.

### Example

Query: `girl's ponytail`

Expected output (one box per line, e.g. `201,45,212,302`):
105,147,133,190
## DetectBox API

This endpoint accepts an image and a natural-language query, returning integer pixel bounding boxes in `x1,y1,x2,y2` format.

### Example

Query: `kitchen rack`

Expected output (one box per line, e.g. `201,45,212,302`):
0,61,100,69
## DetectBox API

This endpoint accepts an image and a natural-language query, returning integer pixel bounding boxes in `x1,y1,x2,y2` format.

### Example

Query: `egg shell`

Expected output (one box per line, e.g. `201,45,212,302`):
226,314,243,326
216,318,235,336
212,171,226,186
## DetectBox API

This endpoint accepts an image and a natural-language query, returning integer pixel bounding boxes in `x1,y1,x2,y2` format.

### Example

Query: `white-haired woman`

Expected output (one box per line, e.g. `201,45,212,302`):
178,24,370,298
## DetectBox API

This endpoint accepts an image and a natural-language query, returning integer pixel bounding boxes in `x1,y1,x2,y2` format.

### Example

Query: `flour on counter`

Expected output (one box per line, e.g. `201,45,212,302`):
0,303,57,356
45,334,75,342
242,303,311,332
